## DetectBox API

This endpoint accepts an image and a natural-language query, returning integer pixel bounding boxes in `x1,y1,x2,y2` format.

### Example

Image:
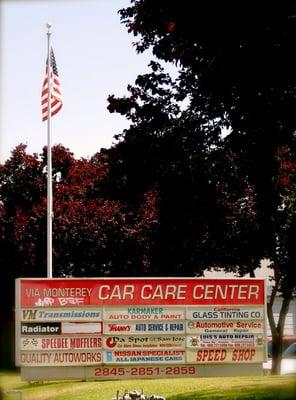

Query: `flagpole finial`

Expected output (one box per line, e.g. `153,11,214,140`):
46,22,52,33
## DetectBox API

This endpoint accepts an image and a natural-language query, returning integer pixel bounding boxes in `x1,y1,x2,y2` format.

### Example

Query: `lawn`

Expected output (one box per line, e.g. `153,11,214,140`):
0,371,295,400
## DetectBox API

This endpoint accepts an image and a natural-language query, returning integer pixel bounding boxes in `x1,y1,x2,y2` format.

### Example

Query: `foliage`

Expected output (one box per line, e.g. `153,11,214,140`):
0,144,160,279
106,0,296,374
115,0,296,276
0,144,159,367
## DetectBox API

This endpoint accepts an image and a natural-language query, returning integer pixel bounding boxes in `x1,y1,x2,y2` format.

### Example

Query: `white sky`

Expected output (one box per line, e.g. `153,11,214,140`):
0,0,168,163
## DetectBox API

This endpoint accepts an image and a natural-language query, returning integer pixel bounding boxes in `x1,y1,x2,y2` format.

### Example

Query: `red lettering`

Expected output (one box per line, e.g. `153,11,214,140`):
109,324,131,332
196,349,226,362
196,350,202,362
41,338,68,349
250,349,256,360
232,349,256,361
208,350,214,361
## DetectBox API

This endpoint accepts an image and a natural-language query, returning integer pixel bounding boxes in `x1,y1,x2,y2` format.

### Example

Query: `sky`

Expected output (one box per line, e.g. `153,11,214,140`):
0,0,165,163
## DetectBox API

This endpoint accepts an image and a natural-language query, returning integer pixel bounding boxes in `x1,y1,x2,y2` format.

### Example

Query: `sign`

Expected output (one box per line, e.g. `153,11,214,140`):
104,350,186,364
186,320,264,334
103,335,185,350
103,306,185,321
21,308,102,321
186,348,264,364
186,334,264,349
61,322,102,334
15,277,267,380
20,336,102,351
21,322,61,335
103,321,185,335
19,278,265,307
20,322,103,335
19,351,102,366
186,307,264,320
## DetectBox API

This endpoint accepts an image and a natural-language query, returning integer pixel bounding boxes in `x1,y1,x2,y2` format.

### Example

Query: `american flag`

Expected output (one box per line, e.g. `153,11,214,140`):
41,47,62,121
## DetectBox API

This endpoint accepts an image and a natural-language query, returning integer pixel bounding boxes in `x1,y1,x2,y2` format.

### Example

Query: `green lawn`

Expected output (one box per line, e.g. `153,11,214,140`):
0,371,295,400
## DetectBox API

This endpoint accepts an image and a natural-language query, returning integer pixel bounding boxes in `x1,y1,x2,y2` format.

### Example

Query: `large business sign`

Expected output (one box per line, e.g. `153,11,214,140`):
19,278,265,306
15,278,267,380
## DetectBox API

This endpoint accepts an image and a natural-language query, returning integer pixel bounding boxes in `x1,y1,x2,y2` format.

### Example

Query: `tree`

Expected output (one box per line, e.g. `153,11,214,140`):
0,144,160,278
266,145,296,372
104,0,296,373
0,144,159,367
0,144,45,367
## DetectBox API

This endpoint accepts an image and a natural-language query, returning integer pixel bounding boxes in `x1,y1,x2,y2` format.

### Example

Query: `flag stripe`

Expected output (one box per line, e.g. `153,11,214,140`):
41,48,62,121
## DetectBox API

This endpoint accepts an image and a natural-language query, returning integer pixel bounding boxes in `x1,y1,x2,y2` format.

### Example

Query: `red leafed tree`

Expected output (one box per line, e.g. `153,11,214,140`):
0,144,159,279
0,144,159,368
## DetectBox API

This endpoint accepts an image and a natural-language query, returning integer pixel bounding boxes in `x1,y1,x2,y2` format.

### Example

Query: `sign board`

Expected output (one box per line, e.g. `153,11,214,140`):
15,277,267,380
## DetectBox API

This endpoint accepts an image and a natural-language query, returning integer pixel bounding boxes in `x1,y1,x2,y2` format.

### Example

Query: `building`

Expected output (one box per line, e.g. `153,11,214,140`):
204,261,296,337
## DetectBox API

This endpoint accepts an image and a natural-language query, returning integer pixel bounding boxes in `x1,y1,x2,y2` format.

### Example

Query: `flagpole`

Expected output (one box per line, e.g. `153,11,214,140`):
46,23,53,279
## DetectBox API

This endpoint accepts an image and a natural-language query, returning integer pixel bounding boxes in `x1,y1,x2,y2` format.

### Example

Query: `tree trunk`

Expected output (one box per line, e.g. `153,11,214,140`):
267,273,292,375
267,283,280,374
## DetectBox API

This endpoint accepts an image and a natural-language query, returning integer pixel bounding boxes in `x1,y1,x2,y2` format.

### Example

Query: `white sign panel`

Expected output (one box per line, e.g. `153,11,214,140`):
21,308,102,322
186,320,264,335
104,306,185,321
104,321,185,335
20,336,102,351
186,334,265,349
186,348,264,364
103,335,185,350
19,351,102,366
186,307,264,320
104,350,186,364
62,322,102,334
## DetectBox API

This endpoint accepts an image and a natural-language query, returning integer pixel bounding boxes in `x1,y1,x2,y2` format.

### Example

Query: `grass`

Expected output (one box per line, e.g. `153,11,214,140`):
0,371,295,400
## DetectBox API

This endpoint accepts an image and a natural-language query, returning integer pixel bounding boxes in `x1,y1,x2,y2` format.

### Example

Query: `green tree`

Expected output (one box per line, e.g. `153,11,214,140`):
104,0,296,373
